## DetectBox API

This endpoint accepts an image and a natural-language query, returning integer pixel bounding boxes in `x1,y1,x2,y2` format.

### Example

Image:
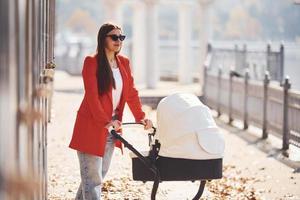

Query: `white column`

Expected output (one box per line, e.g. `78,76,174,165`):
131,1,146,85
145,0,159,89
178,3,193,84
102,0,123,26
197,0,214,93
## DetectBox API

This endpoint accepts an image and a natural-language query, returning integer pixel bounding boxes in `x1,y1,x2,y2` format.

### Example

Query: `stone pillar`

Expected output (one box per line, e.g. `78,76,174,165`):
197,0,214,93
102,0,124,26
145,0,159,89
131,1,146,85
178,3,193,84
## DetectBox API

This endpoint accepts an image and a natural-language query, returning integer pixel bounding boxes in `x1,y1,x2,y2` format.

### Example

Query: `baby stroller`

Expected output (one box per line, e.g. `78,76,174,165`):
109,93,225,199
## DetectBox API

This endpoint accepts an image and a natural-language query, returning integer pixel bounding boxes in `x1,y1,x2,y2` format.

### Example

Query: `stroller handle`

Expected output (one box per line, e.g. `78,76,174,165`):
108,127,158,171
108,122,156,147
121,122,156,134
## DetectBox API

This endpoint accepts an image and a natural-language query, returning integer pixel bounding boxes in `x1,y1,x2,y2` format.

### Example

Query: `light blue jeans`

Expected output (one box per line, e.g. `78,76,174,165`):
75,133,115,200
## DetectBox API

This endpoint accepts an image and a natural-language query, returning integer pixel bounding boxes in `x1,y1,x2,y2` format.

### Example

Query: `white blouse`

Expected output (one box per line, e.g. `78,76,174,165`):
112,67,123,116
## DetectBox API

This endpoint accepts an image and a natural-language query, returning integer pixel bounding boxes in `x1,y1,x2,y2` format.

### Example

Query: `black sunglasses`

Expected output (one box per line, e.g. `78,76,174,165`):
106,34,126,41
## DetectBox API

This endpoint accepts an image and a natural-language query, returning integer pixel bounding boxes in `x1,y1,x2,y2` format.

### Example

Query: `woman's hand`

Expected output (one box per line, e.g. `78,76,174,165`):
141,119,153,130
105,120,122,131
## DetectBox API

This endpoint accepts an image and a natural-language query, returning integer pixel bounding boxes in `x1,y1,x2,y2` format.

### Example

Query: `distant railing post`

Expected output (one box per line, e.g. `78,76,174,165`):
243,68,249,130
282,76,291,150
229,69,233,124
207,43,212,53
202,43,212,103
203,65,208,103
279,43,284,84
263,71,270,139
234,44,238,70
266,43,271,73
242,44,247,72
217,66,222,117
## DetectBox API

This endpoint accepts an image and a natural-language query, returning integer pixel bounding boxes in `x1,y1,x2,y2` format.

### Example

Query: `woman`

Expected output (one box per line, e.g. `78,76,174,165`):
69,23,153,200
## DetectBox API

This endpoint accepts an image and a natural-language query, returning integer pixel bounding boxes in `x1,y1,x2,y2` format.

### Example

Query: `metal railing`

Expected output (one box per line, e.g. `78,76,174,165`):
203,45,300,151
208,42,284,83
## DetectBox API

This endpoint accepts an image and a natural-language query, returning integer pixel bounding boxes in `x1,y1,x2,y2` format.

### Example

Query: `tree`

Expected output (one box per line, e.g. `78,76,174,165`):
65,9,98,35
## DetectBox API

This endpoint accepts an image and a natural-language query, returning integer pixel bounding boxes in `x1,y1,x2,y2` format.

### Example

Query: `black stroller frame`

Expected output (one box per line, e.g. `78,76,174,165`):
110,123,222,200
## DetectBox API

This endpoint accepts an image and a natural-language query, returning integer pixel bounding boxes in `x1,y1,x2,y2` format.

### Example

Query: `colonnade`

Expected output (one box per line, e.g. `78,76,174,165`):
102,0,214,88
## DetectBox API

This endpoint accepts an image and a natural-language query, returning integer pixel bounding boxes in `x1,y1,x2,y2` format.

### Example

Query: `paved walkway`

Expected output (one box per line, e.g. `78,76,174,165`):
48,71,300,200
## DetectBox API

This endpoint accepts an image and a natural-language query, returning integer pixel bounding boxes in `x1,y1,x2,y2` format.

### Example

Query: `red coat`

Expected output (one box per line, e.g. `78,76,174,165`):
69,54,145,156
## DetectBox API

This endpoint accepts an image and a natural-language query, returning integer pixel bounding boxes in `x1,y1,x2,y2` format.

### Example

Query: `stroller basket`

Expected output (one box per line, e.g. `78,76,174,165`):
132,155,222,182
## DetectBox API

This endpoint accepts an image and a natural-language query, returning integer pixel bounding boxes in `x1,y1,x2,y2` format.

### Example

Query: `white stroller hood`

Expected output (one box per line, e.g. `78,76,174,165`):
156,93,225,160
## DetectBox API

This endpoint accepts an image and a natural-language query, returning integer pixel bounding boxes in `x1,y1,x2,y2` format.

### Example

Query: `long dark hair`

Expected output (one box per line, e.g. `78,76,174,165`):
96,23,121,95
